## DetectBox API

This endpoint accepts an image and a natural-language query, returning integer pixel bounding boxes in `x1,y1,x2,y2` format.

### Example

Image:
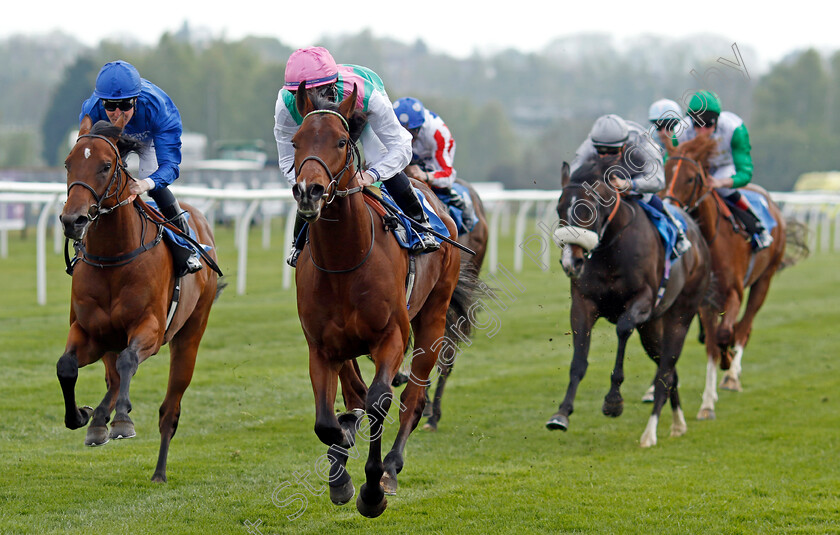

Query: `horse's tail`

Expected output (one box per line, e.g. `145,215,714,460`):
215,277,228,301
779,218,810,271
445,261,483,343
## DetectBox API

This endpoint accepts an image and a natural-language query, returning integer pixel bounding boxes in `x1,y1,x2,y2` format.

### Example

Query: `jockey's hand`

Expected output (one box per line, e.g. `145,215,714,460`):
708,176,735,189
609,175,631,192
405,164,424,180
358,171,377,187
128,177,153,195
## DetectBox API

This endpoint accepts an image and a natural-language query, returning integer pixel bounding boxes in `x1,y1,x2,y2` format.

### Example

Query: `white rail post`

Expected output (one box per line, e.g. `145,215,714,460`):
37,195,60,305
235,200,260,296
513,201,534,272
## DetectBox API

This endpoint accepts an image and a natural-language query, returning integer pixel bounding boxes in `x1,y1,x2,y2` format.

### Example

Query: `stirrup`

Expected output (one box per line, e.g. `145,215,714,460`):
753,230,773,251
674,234,692,256
411,232,440,254
286,246,302,267
185,253,203,274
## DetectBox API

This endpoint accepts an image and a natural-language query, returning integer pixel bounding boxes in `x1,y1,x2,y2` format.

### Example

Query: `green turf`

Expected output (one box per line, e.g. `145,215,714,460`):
0,220,838,534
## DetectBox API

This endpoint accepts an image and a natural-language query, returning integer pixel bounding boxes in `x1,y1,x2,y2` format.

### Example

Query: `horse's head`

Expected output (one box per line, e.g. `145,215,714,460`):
291,82,366,223
60,115,140,240
554,157,622,279
663,135,717,210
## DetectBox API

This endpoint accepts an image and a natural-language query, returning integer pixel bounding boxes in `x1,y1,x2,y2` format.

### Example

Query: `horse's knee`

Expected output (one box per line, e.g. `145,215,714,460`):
56,353,78,383
115,350,139,377
314,420,346,447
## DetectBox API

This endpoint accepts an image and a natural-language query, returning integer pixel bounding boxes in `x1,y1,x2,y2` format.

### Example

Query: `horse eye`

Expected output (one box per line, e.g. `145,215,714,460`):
292,142,298,150
103,162,112,171
338,138,347,148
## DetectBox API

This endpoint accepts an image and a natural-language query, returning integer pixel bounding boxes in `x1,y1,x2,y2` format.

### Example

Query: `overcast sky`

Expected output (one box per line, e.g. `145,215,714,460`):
4,1,836,70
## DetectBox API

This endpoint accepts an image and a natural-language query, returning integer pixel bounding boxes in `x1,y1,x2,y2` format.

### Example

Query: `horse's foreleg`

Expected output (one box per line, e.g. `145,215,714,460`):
547,296,598,431
357,331,403,518
422,359,452,432
85,352,120,446
698,308,719,420
726,269,776,391
604,296,653,418
56,324,100,430
111,326,158,442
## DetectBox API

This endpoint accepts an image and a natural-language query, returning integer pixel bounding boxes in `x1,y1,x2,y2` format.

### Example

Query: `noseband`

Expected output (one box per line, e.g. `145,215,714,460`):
295,110,364,205
560,181,626,254
67,134,134,221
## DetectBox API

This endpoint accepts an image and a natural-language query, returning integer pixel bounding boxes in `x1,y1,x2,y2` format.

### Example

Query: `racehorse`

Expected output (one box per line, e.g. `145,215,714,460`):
291,83,476,517
57,115,221,482
421,178,488,431
663,136,807,420
546,157,710,447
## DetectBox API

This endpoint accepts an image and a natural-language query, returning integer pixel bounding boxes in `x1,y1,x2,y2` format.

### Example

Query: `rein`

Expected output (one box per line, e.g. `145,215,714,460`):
664,156,713,212
67,134,134,221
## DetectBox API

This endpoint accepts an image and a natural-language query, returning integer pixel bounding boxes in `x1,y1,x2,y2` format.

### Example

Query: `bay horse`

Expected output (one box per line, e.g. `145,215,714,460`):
663,136,806,420
291,84,475,517
57,115,221,482
546,157,710,447
421,177,488,431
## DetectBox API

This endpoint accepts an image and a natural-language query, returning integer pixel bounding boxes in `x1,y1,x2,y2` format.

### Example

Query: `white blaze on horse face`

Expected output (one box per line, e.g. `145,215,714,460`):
84,148,91,159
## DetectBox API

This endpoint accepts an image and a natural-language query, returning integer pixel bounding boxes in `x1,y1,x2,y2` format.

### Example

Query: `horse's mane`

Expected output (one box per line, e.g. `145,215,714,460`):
674,135,718,166
89,120,145,159
307,93,368,142
570,153,613,185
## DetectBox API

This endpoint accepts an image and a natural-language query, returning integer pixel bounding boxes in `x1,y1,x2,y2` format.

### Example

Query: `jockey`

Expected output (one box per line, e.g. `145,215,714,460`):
647,98,690,159
79,60,202,275
392,96,476,231
570,114,692,258
676,90,773,250
274,47,440,267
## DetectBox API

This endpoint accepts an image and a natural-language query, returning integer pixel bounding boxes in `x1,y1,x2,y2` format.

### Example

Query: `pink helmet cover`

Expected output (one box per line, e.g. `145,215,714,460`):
283,47,339,90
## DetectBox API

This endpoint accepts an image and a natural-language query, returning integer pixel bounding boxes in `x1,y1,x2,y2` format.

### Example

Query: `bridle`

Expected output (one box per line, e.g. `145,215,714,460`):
67,134,135,221
295,109,374,273
664,156,713,212
295,109,364,205
560,181,635,255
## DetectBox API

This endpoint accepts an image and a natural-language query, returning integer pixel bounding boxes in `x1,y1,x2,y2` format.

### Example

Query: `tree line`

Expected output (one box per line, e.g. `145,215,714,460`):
0,29,833,191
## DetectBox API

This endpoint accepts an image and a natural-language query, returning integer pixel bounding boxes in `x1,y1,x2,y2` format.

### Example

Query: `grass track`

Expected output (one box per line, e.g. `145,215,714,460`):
0,221,838,534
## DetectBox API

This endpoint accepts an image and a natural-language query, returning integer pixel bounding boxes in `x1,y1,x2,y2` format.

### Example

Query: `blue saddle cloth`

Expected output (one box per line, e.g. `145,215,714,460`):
378,186,451,251
638,201,687,258
434,182,477,235
739,189,777,232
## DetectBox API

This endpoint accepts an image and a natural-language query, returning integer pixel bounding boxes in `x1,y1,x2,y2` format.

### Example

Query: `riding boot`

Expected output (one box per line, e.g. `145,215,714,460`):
159,199,203,275
730,203,773,251
441,186,476,231
649,195,690,258
287,214,308,268
386,172,440,254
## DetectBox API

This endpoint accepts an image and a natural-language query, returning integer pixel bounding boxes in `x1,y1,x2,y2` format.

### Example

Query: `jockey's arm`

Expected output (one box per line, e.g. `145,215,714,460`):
729,124,754,188
274,95,299,186
145,109,183,191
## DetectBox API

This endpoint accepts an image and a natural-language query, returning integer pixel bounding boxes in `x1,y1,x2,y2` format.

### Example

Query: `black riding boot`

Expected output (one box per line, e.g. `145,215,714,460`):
386,172,440,253
154,191,202,275
729,203,773,251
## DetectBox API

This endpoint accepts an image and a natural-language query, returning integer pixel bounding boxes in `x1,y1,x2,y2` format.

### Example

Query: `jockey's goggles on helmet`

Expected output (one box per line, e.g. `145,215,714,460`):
690,111,718,129
595,145,622,156
102,98,136,112
653,118,679,132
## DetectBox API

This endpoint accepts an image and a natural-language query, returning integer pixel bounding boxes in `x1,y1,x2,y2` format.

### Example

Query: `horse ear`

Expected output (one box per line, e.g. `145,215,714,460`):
295,81,315,116
113,113,129,133
338,83,358,121
79,115,92,136
561,161,571,188
665,138,677,157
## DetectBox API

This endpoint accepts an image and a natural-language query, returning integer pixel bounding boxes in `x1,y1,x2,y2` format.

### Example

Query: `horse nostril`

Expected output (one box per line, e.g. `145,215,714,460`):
308,184,325,199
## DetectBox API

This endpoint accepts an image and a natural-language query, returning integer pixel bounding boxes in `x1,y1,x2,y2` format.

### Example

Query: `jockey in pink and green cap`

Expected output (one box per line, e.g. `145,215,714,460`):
274,47,440,267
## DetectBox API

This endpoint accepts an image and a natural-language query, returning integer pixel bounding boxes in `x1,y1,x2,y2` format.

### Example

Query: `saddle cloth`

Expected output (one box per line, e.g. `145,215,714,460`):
433,182,477,235
363,185,451,252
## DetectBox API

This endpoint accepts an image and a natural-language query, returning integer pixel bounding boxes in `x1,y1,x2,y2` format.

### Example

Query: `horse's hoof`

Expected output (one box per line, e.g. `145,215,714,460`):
151,472,167,483
670,424,687,438
391,372,409,388
602,399,624,418
356,483,387,518
422,405,433,419
109,420,136,440
696,408,716,421
719,376,742,392
329,480,355,505
640,432,657,448
85,425,110,446
381,471,398,496
422,420,438,432
546,412,569,431
641,386,655,403
67,406,94,430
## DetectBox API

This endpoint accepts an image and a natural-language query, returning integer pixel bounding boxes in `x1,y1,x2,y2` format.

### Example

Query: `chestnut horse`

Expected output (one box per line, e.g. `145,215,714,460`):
291,84,475,517
421,177,488,431
663,136,806,420
57,116,221,482
546,158,710,446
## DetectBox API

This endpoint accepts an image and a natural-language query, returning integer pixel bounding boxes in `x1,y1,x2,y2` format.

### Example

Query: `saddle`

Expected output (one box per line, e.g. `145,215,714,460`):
432,183,476,235
361,186,451,252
